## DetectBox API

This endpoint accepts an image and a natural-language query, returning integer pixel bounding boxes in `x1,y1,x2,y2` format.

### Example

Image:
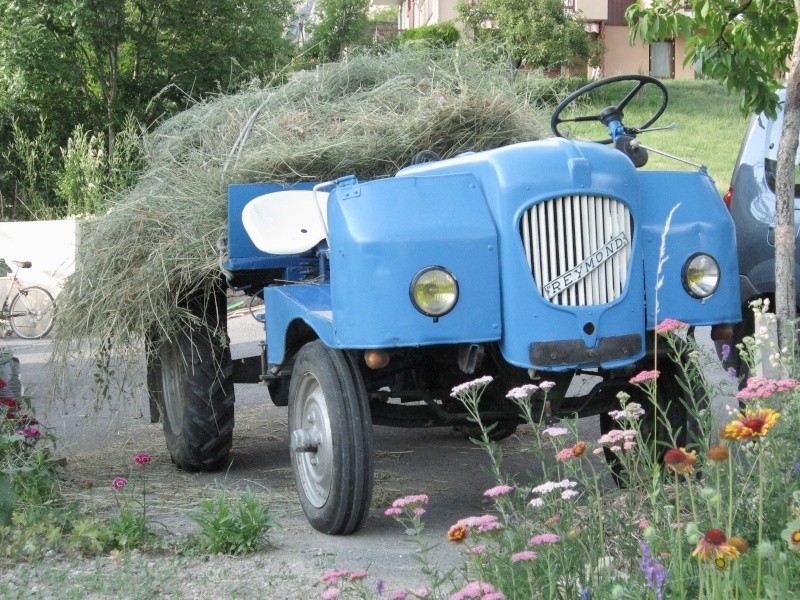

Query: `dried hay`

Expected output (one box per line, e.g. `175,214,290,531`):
54,47,564,376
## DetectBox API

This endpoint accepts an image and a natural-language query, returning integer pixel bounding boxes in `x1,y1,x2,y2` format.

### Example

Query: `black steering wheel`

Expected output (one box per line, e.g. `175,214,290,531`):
551,75,669,144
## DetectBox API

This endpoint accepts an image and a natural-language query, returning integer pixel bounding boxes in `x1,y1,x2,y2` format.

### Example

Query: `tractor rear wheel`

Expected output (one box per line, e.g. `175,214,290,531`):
147,290,235,471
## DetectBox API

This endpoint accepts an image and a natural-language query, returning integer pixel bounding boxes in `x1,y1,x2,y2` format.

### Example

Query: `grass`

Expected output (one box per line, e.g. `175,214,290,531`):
565,79,748,194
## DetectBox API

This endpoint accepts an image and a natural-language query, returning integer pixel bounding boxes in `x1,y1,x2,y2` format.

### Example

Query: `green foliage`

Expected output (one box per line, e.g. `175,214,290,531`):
0,0,295,219
458,0,603,71
307,0,371,62
186,487,278,555
57,126,107,216
626,0,795,117
0,118,62,219
398,23,460,49
106,507,154,551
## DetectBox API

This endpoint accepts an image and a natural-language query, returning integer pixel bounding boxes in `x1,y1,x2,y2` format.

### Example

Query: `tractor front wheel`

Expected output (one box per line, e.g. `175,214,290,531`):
288,341,374,535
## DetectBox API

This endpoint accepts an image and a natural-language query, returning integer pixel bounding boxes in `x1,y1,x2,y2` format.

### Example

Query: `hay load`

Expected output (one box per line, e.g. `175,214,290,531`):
55,48,562,363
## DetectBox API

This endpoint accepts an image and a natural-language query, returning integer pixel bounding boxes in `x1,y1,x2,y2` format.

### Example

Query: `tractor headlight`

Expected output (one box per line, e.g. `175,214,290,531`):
682,253,720,298
410,267,458,317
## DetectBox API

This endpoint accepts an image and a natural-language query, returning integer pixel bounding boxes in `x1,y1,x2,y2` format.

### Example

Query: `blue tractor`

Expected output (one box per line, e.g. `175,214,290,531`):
148,76,741,534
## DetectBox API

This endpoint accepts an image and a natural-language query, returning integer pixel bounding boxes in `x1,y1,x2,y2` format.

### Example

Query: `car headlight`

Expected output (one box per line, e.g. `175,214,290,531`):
682,253,720,298
410,267,458,318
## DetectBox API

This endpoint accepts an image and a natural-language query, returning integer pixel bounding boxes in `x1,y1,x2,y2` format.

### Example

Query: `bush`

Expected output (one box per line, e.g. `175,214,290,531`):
398,23,460,48
186,487,278,555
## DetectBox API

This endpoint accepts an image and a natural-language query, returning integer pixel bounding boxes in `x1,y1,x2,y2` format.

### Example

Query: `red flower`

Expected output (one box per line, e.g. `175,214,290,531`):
134,452,151,465
0,397,20,410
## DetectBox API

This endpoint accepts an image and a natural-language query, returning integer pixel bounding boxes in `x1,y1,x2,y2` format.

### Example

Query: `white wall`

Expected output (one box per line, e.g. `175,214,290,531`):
0,219,79,297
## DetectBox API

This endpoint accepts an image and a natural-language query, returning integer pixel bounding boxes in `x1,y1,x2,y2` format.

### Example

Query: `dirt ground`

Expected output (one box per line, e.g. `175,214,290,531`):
3,316,734,599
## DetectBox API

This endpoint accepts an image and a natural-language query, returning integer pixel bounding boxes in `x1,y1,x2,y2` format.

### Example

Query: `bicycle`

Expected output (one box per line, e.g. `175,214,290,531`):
0,259,56,339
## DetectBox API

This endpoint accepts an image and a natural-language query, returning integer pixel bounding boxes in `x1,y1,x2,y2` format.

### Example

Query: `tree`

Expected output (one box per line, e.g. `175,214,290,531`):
457,0,603,72
307,0,371,63
0,0,295,171
627,0,799,340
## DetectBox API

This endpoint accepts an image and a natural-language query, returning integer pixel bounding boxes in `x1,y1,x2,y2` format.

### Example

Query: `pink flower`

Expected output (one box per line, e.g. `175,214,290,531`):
413,508,426,516
529,533,561,545
450,581,499,600
630,370,660,384
639,519,650,529
321,569,349,586
555,448,574,461
134,452,151,465
414,589,431,597
112,477,128,490
737,376,800,400
592,447,604,456
348,571,368,582
623,441,636,451
388,591,408,600
483,485,513,498
0,379,5,389
15,427,40,438
483,594,506,600
322,589,341,600
391,494,429,509
656,318,689,333
384,507,402,516
511,550,538,562
456,514,502,533
466,544,487,555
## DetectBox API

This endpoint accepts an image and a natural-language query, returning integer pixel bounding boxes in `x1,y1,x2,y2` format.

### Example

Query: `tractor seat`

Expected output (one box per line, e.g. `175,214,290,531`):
242,190,329,255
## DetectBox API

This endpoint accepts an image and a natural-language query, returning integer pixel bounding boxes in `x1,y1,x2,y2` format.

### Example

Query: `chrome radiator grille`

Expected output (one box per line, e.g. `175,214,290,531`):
520,195,633,306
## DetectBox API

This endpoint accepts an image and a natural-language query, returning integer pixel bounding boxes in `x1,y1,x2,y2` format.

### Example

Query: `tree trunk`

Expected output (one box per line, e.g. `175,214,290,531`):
774,8,800,345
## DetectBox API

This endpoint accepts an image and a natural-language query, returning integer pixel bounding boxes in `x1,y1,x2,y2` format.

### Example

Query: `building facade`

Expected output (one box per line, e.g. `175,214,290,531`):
372,0,697,79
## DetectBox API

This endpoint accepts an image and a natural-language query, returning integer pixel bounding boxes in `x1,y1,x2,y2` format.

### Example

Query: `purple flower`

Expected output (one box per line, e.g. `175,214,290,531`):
721,344,731,362
640,541,667,600
793,463,800,477
579,588,592,600
727,367,738,379
376,580,384,596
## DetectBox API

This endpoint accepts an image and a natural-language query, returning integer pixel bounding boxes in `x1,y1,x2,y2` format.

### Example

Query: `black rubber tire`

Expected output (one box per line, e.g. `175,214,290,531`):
148,297,235,472
600,356,702,484
9,286,55,339
288,341,374,535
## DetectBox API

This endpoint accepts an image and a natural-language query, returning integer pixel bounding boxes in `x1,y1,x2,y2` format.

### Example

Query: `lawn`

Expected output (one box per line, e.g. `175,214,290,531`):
569,79,749,195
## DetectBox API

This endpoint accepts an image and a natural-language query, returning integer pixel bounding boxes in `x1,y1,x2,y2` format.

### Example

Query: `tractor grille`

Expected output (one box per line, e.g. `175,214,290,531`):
520,195,633,306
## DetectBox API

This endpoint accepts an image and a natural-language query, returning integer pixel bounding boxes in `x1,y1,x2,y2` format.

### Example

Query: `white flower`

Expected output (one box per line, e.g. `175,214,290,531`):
528,497,544,508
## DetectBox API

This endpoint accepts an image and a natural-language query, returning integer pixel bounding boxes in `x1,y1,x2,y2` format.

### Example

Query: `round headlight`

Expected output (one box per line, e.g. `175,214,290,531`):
410,267,458,317
682,253,720,298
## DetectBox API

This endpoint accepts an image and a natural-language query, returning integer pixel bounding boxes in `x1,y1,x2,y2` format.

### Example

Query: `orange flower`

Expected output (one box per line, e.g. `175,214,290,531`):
720,408,780,441
447,523,468,543
792,530,800,545
663,448,697,475
728,536,749,555
707,445,729,463
692,528,740,561
571,441,587,457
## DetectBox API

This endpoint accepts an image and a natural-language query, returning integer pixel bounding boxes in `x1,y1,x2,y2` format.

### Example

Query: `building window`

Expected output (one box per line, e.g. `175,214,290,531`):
649,40,674,78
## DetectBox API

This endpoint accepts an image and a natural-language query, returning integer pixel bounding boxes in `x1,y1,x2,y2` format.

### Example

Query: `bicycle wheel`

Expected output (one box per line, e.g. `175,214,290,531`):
9,286,55,339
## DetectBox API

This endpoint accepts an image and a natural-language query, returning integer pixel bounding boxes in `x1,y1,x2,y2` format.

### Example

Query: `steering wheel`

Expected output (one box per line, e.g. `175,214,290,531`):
551,75,669,144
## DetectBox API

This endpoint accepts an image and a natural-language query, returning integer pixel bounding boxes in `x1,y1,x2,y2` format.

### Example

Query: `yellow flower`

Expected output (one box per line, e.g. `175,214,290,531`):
720,408,780,441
